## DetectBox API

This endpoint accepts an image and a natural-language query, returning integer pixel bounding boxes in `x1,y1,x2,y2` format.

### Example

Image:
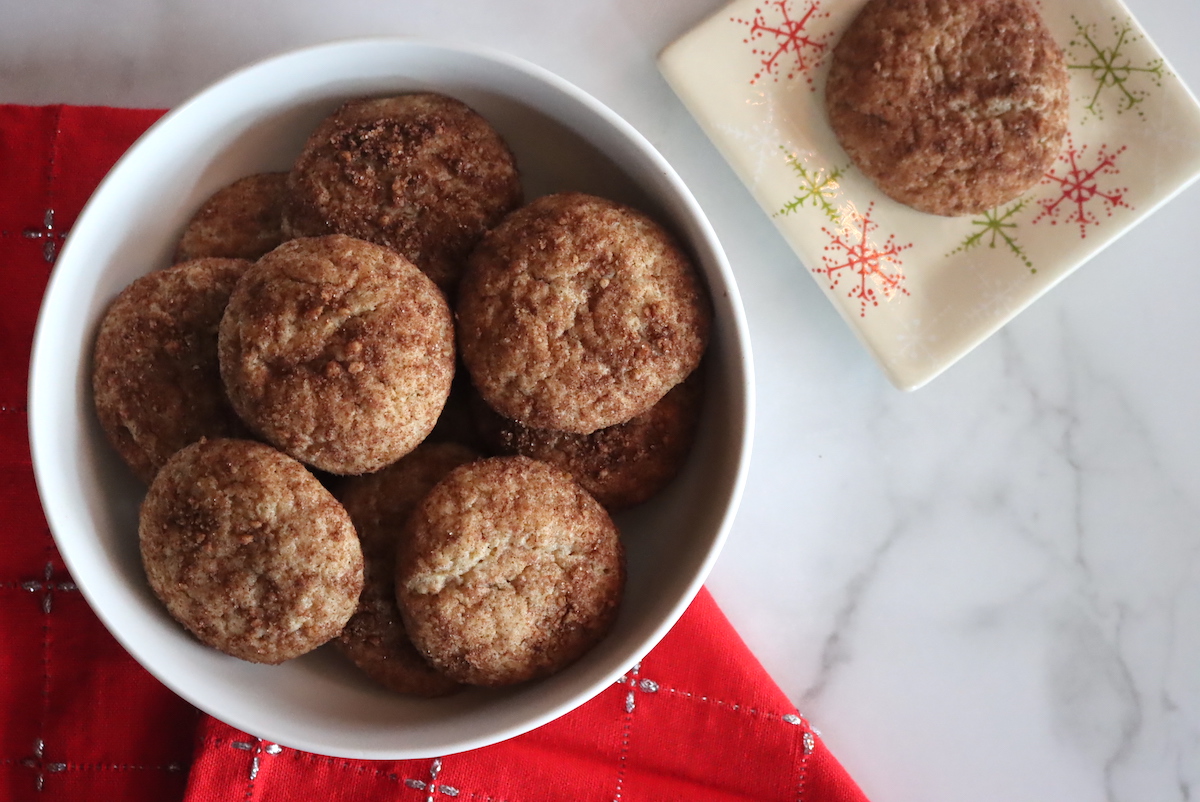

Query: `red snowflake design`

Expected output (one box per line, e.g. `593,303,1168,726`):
1032,136,1131,238
732,0,832,87
817,203,912,317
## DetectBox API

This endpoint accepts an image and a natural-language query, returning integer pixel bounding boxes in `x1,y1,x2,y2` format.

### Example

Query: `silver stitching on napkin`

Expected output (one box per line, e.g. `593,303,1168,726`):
405,758,458,800
232,739,282,782
20,739,67,791
783,713,817,753
22,563,77,613
23,209,64,263
617,663,660,714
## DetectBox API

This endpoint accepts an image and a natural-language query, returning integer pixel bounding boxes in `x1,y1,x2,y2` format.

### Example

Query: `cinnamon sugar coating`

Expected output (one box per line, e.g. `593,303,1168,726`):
474,368,704,510
825,0,1069,216
283,93,522,294
457,192,710,435
92,257,253,482
218,235,454,475
396,456,624,686
139,438,363,665
336,442,477,696
174,173,288,262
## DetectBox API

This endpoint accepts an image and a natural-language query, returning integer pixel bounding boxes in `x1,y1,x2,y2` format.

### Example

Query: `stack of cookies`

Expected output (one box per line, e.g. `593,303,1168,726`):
91,92,711,693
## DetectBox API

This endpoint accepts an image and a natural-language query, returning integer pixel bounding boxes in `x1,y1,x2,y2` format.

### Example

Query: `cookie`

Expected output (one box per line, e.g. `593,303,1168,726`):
396,456,625,686
457,192,710,434
336,442,477,696
92,257,253,483
824,0,1069,216
174,173,288,262
474,368,704,510
283,93,523,294
218,235,455,475
139,438,363,665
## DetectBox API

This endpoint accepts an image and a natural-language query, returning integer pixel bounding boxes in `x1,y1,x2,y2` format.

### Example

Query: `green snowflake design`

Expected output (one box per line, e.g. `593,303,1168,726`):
1066,15,1167,121
948,200,1034,272
776,149,844,222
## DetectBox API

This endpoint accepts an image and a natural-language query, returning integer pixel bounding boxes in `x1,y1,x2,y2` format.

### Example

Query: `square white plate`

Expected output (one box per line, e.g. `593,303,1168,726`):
661,0,1200,389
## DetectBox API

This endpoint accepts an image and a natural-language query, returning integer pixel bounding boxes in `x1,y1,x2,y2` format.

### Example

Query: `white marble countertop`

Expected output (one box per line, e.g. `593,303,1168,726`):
5,1,1199,800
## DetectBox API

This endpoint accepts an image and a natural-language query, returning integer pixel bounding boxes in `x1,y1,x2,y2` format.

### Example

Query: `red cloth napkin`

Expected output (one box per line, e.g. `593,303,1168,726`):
0,104,869,802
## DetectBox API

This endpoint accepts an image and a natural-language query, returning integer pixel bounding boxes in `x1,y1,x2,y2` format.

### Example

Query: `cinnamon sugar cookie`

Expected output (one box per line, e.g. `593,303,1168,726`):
825,0,1069,216
336,442,476,696
139,438,363,665
218,235,455,475
174,173,288,262
92,257,252,483
474,369,704,510
396,456,624,686
283,93,522,294
457,192,710,434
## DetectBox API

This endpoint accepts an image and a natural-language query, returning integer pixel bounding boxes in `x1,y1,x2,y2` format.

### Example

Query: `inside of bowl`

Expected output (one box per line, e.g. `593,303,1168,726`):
32,39,751,759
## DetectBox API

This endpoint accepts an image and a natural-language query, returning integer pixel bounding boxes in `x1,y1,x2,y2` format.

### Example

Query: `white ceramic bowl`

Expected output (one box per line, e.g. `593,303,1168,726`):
28,39,754,759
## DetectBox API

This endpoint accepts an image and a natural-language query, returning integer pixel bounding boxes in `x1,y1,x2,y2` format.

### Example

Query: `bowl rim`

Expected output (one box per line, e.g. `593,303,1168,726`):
27,36,756,758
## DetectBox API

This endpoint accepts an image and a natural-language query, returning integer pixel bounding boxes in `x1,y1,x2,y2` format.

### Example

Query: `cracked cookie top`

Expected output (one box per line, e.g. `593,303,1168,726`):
283,93,522,295
396,455,625,686
139,438,363,665
456,192,710,435
218,234,455,475
825,0,1069,216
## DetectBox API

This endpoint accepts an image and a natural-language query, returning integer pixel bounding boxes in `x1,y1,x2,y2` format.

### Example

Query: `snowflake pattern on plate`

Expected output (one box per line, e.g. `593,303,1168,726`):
1066,14,1167,121
659,0,1200,388
731,0,832,87
713,94,786,184
776,149,844,222
948,200,1035,272
1033,136,1131,238
817,202,912,318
